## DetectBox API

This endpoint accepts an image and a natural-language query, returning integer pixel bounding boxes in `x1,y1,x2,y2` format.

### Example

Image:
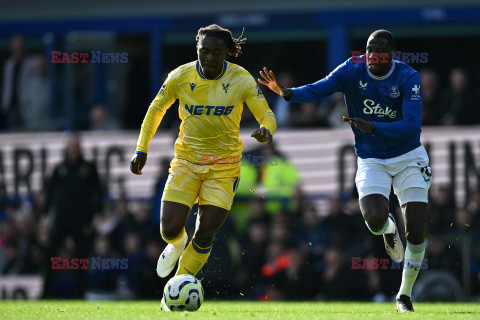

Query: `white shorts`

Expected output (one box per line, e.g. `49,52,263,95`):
355,145,431,206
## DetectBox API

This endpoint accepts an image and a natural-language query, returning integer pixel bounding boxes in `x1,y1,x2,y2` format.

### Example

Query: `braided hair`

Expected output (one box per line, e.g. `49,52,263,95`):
196,24,246,57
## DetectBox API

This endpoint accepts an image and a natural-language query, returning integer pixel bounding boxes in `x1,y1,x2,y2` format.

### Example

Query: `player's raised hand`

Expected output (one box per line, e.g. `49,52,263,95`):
251,127,272,143
258,67,283,96
130,153,147,175
342,116,376,134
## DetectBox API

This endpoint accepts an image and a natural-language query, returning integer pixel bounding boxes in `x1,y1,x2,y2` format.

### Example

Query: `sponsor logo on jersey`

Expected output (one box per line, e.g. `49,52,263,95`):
222,83,230,93
363,99,397,119
411,84,421,101
389,85,400,98
190,83,197,91
359,80,368,90
184,104,234,116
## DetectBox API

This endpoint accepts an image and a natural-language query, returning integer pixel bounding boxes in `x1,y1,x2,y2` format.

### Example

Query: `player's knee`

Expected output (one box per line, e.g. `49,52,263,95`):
193,227,216,248
160,221,183,241
363,210,388,232
405,225,426,244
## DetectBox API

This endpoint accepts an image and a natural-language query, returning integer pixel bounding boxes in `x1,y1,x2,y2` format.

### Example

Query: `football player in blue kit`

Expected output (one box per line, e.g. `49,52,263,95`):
259,30,430,312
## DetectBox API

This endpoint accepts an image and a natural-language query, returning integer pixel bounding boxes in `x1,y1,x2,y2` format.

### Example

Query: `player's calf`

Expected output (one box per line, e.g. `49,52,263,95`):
157,229,188,278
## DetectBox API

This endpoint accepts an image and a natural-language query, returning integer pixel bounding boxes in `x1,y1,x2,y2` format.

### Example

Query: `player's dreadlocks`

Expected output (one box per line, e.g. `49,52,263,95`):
369,29,395,49
196,24,247,57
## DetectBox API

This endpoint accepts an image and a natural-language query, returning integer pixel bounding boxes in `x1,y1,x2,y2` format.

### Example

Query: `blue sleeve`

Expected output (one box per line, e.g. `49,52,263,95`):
373,73,422,140
290,59,349,103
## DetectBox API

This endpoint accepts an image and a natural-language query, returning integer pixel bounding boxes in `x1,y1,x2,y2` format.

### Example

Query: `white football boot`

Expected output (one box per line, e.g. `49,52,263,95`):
157,233,188,278
383,213,404,263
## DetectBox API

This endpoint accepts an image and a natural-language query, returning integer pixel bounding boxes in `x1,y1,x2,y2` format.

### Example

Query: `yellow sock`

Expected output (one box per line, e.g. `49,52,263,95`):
160,226,186,245
175,240,211,276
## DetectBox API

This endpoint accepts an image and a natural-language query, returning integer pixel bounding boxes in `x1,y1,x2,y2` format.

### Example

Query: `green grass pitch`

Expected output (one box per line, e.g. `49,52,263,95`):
1,300,479,319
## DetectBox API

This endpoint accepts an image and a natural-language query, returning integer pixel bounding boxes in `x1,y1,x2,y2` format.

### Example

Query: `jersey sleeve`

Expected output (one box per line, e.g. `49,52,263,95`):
135,71,177,153
290,58,350,102
373,72,423,140
243,74,277,135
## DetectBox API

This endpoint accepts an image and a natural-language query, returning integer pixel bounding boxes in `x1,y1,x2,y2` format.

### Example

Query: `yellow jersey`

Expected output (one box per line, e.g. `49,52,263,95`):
136,60,277,164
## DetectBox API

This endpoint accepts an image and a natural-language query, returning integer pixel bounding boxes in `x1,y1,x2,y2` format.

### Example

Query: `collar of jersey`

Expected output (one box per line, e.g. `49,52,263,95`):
196,61,227,80
366,60,395,81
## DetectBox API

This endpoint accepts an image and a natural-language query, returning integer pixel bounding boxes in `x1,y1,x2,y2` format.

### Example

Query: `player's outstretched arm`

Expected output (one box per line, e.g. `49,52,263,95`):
251,127,272,143
258,67,292,99
130,152,147,175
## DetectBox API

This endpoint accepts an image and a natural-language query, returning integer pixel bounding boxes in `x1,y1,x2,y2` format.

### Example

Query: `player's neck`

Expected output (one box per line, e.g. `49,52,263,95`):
199,64,224,80
370,61,393,77
367,61,395,81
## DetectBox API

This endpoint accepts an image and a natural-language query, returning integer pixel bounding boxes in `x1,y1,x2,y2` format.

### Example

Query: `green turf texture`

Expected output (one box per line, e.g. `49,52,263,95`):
1,301,479,319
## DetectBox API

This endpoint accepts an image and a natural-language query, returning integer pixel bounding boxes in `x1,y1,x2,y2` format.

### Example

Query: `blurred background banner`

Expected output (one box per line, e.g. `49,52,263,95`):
0,127,480,204
0,0,480,302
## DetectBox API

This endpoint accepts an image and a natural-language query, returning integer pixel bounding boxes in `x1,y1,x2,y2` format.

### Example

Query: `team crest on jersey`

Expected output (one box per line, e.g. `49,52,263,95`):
389,85,400,98
222,83,230,93
359,80,368,90
190,83,197,91
256,85,264,98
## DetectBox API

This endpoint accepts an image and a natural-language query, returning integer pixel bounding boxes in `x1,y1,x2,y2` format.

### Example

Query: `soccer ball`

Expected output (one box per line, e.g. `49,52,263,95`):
161,274,204,311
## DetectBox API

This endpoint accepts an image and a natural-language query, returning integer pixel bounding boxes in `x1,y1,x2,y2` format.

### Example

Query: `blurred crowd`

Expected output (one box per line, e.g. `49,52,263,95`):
1,35,480,132
1,34,480,301
0,133,479,301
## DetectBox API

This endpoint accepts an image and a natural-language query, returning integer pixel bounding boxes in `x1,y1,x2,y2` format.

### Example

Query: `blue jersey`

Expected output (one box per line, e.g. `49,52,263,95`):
290,56,422,159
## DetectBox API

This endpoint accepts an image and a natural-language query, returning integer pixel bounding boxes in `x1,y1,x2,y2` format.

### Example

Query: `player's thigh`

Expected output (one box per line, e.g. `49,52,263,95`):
393,152,431,206
162,159,202,210
161,159,202,234
355,157,392,201
199,176,239,211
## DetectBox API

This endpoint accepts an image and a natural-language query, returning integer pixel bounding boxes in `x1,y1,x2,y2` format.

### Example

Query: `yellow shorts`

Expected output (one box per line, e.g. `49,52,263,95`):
162,158,241,211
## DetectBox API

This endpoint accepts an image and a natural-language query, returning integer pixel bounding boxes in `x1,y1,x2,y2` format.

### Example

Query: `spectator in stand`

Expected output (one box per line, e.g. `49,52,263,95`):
132,234,166,298
260,142,300,215
283,246,319,300
42,133,104,298
427,185,456,236
318,92,348,128
419,69,443,126
20,54,57,131
440,68,480,125
87,235,121,295
294,102,323,127
0,35,34,130
0,239,25,274
118,232,146,298
237,221,268,297
88,103,120,131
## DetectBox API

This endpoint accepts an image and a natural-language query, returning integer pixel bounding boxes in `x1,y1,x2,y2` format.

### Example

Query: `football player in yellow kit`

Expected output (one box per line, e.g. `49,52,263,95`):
130,24,276,280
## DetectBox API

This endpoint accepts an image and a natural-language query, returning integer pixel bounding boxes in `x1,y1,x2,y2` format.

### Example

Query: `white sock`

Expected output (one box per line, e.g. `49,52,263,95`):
384,216,396,234
365,215,396,235
397,241,426,298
